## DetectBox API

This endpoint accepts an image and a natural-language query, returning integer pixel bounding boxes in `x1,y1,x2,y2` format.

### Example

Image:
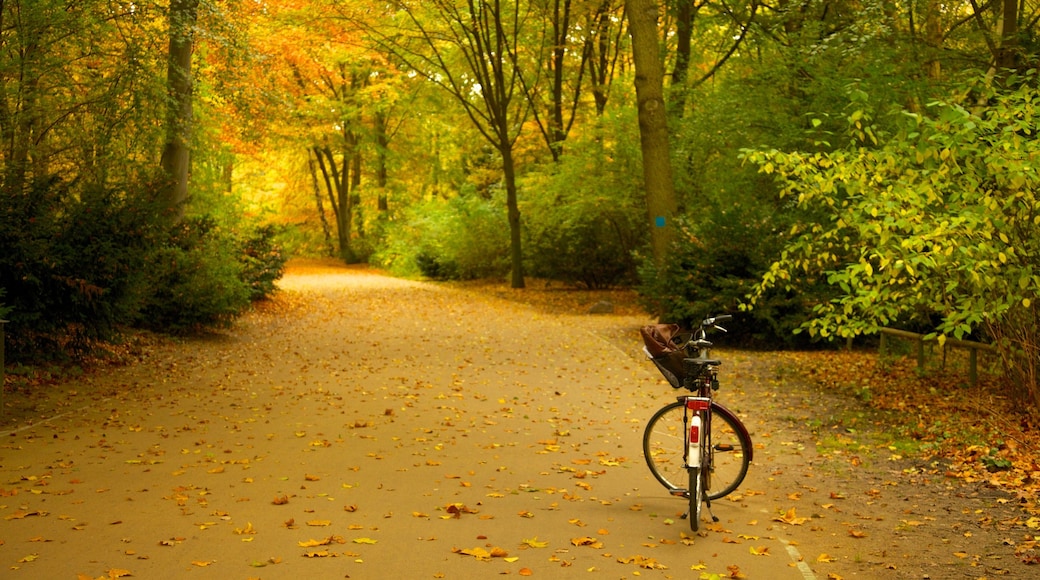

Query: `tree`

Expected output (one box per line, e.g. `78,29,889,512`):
359,0,532,288
625,0,678,266
583,0,626,115
160,0,200,220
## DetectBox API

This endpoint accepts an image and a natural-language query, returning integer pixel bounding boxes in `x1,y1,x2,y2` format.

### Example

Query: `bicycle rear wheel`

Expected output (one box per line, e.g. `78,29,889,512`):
705,404,752,500
643,401,751,500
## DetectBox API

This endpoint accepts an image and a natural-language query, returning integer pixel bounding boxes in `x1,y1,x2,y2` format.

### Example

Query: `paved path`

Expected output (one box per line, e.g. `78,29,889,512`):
0,267,823,579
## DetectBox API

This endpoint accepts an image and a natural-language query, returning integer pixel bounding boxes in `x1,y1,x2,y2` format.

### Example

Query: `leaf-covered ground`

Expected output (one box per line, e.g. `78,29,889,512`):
0,259,1037,579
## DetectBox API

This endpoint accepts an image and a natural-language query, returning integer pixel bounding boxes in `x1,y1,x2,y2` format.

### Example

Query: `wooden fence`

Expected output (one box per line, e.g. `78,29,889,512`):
878,327,997,386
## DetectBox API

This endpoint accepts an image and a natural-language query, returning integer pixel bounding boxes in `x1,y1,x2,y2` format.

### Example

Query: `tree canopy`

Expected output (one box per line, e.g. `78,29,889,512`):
4,0,1040,408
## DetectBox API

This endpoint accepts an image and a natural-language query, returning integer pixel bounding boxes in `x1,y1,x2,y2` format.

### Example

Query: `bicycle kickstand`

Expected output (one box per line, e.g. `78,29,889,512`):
705,498,719,524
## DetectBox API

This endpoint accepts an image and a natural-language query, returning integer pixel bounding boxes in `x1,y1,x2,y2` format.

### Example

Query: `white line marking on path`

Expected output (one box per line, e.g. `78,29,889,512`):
780,537,818,580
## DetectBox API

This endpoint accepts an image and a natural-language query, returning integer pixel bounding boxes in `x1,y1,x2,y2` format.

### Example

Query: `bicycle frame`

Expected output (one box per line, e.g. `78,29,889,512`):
684,397,711,470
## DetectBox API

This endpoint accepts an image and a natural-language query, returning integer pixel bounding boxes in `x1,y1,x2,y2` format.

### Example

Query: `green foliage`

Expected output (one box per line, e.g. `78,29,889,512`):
239,224,289,301
0,288,11,321
0,179,165,359
137,217,252,333
742,72,1040,405
636,215,822,346
375,193,510,280
522,129,646,289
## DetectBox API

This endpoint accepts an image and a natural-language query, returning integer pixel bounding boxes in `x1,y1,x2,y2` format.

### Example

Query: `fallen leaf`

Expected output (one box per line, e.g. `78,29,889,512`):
522,537,548,548
774,507,809,525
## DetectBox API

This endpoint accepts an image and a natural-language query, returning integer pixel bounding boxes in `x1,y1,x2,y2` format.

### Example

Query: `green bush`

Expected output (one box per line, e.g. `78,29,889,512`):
0,180,164,359
375,193,510,280
522,130,646,289
636,214,821,347
137,217,252,333
239,224,289,300
0,288,11,321
741,73,1040,404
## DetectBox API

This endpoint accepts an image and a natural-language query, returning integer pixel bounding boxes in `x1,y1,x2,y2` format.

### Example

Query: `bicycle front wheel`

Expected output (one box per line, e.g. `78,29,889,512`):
644,401,752,500
688,465,703,532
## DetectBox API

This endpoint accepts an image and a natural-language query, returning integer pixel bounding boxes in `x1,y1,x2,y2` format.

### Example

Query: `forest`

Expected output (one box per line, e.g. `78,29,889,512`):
2,0,1040,410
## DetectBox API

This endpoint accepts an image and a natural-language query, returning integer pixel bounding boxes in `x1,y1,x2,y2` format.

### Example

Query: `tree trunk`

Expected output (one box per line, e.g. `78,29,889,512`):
159,0,199,220
625,0,678,266
668,0,694,116
923,0,943,80
375,110,389,211
996,0,1020,72
502,143,524,289
308,152,335,256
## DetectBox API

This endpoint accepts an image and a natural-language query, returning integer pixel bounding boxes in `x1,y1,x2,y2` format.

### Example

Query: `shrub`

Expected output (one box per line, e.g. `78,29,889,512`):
239,224,289,301
136,217,252,333
742,73,1040,406
636,213,820,347
375,193,510,280
522,132,646,289
0,180,164,359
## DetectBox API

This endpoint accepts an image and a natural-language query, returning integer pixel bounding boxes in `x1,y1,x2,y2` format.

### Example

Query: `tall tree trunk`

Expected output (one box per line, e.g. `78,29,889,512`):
625,0,678,266
548,0,571,160
501,143,524,289
996,0,1020,71
308,152,335,256
159,0,199,220
374,110,389,211
668,0,694,116
923,0,943,80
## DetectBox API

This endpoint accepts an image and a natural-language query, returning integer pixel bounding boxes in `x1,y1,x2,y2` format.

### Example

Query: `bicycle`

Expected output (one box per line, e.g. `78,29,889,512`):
640,314,753,532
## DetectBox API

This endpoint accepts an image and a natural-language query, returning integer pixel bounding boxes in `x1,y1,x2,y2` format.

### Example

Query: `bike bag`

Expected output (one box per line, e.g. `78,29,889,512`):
640,324,690,389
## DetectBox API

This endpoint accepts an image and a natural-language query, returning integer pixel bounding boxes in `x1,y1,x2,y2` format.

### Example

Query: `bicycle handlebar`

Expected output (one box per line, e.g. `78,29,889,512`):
695,314,732,339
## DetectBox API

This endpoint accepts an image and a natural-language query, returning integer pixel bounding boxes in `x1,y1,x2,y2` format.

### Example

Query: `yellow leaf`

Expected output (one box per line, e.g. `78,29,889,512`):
774,507,809,525
523,537,548,548
191,561,213,567
352,537,378,544
749,546,770,556
303,550,330,558
307,520,332,527
571,537,602,548
817,553,835,562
